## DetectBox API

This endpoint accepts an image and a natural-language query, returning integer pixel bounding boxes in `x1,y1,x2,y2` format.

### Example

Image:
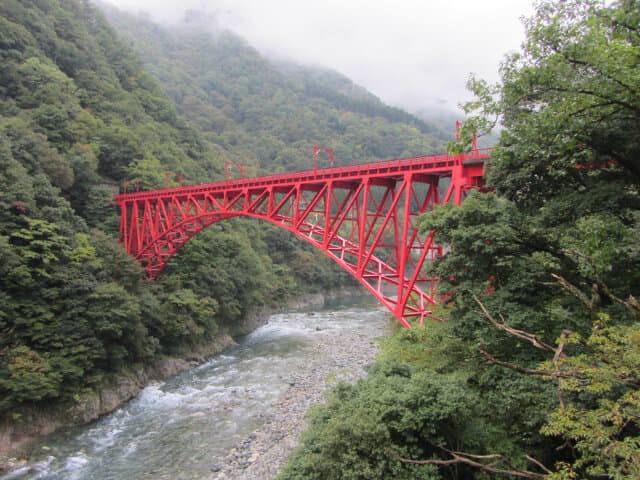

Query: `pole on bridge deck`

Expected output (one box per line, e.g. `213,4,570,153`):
123,180,139,193
225,161,243,182
456,120,479,154
165,172,183,189
313,145,334,171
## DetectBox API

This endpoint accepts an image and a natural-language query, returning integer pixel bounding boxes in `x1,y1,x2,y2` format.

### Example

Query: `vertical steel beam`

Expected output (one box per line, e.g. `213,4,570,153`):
324,181,332,246
358,179,369,271
396,172,413,313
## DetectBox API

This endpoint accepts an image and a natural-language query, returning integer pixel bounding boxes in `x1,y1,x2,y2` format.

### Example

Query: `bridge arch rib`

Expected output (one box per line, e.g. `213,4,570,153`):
115,151,490,327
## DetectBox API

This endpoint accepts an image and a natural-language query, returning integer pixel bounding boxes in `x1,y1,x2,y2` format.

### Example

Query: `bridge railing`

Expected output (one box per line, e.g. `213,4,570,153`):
115,148,491,202
255,148,491,182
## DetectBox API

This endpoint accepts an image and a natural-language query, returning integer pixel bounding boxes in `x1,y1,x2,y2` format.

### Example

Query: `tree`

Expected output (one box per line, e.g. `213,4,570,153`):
418,0,640,477
0,345,62,410
459,0,640,200
278,362,477,480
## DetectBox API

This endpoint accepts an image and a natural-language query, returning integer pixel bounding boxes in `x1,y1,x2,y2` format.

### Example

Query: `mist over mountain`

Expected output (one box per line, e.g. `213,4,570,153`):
102,0,535,116
101,3,450,178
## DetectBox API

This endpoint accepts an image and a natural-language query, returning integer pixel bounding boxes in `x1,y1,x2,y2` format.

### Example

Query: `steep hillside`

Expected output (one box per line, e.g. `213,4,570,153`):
102,6,449,178
0,0,341,426
0,0,243,419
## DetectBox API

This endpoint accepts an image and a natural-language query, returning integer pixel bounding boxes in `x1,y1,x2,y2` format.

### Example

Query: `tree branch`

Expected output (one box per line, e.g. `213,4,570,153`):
553,330,571,409
473,295,556,353
537,86,640,115
387,446,547,479
593,10,640,35
572,102,622,119
560,248,640,318
525,455,553,475
562,56,639,97
478,348,572,378
473,297,576,407
550,273,593,310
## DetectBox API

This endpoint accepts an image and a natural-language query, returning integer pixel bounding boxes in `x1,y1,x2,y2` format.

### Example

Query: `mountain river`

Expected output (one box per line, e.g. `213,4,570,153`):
3,295,388,480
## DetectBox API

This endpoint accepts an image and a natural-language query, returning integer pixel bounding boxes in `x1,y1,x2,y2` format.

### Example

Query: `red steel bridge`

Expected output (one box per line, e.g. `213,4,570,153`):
115,148,490,327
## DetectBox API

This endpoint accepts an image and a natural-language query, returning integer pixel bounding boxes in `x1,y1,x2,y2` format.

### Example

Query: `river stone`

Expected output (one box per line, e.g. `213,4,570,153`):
206,306,386,480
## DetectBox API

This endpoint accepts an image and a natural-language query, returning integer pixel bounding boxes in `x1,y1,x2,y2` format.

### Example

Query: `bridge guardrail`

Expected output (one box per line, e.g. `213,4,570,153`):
115,148,491,202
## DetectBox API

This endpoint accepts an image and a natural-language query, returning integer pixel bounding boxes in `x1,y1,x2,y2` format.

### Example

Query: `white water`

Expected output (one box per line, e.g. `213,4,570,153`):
4,296,386,480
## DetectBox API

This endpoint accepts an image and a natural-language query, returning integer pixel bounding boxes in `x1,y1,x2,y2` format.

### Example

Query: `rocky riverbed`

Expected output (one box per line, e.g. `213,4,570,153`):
0,297,389,480
208,313,387,480
0,288,364,466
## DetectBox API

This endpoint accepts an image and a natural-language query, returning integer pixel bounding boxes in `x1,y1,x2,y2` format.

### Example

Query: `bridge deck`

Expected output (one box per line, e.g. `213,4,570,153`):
115,148,491,203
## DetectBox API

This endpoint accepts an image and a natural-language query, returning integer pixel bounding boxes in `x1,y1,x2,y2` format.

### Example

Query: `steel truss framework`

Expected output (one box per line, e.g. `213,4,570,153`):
115,149,490,327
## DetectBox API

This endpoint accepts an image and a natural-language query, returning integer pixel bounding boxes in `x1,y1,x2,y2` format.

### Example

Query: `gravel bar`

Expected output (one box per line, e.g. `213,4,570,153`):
207,314,388,480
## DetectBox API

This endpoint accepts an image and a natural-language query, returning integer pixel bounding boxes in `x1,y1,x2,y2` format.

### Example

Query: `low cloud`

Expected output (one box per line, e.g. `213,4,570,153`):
103,0,534,114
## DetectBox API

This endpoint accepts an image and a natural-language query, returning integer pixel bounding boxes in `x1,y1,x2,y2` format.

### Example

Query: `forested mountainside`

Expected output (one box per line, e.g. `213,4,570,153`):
278,1,640,479
0,0,445,420
0,0,219,414
101,5,449,178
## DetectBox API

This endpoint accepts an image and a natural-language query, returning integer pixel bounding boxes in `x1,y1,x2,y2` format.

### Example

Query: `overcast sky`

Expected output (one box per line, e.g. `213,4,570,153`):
103,0,535,114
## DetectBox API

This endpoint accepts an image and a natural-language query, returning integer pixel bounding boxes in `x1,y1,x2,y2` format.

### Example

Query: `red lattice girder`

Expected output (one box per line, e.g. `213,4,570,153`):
115,150,490,327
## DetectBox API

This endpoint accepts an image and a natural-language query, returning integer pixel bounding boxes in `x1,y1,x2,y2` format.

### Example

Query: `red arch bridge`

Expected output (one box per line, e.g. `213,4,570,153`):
115,148,490,327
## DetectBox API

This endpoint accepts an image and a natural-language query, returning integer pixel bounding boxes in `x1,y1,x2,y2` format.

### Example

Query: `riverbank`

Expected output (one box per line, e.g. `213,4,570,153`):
207,306,388,480
0,287,367,469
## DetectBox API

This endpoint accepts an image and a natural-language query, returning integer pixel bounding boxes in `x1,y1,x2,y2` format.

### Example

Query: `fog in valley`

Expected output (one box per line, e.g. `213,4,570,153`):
102,0,534,116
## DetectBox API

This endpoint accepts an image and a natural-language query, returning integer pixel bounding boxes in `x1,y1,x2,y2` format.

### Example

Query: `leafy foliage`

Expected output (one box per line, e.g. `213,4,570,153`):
541,322,640,479
279,361,476,480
